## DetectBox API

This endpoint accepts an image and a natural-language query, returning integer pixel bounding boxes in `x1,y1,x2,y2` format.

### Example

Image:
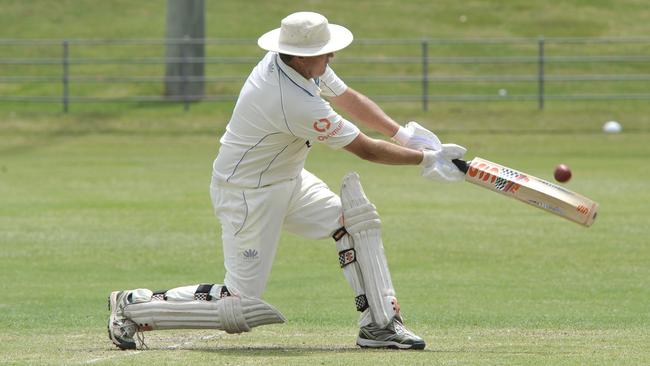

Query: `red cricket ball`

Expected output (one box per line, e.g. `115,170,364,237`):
554,164,572,183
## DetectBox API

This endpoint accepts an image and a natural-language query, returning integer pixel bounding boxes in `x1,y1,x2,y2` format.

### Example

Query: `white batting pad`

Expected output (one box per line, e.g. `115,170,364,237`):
336,233,369,316
123,288,285,334
341,172,398,328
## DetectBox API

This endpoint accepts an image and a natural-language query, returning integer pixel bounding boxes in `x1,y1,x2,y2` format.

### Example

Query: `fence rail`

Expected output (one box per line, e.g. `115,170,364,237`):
1,37,649,112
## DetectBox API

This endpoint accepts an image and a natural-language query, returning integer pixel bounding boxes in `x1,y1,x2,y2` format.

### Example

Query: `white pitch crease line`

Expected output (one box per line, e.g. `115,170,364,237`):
83,333,222,364
167,333,222,349
84,350,142,364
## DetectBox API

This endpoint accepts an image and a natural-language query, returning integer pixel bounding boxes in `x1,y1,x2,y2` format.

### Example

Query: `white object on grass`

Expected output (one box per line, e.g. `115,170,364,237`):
603,120,622,134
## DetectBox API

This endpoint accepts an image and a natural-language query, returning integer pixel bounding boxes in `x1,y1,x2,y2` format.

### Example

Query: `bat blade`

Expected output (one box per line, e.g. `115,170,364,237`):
452,157,598,227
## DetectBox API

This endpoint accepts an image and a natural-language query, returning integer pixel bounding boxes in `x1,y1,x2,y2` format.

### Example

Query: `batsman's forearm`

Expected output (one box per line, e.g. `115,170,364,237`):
364,139,423,165
344,134,423,165
331,88,400,138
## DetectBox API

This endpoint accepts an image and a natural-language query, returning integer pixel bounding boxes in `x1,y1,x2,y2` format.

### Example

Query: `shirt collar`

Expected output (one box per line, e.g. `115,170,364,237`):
274,53,322,97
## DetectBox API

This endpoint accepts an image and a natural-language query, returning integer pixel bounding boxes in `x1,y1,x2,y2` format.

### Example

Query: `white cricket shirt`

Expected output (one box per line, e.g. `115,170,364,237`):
212,52,360,188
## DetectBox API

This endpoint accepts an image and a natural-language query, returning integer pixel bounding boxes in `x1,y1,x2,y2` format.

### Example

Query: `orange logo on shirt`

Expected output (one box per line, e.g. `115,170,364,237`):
313,118,331,133
317,120,344,141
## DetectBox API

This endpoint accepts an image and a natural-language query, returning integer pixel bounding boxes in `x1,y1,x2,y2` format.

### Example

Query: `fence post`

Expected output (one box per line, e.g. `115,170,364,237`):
165,0,205,103
537,36,545,110
182,36,190,112
62,40,69,113
421,39,429,111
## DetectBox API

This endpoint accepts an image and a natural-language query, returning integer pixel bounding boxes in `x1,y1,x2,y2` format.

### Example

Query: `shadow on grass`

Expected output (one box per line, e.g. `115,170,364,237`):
165,345,435,356
137,345,571,357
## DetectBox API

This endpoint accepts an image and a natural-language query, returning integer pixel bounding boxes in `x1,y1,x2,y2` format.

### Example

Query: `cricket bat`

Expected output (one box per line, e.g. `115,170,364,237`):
452,157,599,227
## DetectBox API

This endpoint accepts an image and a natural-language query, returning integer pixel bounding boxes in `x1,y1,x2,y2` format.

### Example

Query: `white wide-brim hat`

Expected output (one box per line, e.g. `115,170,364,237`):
258,12,353,57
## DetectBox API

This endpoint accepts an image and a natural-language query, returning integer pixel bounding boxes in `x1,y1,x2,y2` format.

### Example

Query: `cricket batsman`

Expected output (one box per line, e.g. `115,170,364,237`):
108,11,467,350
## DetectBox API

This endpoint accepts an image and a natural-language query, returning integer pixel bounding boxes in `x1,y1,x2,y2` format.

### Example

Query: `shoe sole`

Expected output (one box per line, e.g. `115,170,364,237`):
357,337,426,350
107,291,136,350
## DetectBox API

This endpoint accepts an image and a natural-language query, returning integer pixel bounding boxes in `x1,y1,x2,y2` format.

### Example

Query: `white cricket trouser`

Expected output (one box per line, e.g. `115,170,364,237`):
210,169,341,298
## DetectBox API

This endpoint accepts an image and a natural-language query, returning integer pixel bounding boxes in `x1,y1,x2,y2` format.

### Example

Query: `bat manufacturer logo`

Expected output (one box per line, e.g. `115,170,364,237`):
312,118,331,133
538,178,576,196
576,205,590,215
528,199,564,214
468,161,529,193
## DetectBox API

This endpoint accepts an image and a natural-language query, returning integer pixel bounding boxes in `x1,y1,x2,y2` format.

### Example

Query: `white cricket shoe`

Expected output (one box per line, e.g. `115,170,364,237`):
357,316,425,350
107,291,138,350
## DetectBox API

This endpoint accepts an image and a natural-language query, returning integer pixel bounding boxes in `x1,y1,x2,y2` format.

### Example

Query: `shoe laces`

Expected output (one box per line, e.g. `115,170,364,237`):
117,319,147,350
135,328,148,350
390,317,414,336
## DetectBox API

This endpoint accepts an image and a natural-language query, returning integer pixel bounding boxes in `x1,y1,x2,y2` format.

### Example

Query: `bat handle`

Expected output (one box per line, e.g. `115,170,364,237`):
452,159,469,174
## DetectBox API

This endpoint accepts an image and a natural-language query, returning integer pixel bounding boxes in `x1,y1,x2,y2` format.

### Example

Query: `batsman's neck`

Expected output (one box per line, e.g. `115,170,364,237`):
286,53,333,79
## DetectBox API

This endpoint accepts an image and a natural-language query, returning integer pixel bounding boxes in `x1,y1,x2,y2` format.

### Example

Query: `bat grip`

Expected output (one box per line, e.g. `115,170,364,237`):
452,159,469,174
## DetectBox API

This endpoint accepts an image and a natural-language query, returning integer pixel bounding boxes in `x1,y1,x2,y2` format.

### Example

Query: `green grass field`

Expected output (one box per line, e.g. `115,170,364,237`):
1,1,650,365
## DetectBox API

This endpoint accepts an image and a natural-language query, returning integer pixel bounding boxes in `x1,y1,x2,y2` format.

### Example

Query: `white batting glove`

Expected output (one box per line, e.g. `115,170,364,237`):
420,143,467,183
392,121,442,151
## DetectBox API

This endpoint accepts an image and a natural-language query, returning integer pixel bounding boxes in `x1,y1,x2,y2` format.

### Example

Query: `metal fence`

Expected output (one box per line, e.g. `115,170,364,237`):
1,37,649,112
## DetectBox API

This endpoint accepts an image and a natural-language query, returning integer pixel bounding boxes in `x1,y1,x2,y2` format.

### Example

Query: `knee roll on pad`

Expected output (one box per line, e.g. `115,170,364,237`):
343,203,381,233
218,296,250,333
129,289,154,303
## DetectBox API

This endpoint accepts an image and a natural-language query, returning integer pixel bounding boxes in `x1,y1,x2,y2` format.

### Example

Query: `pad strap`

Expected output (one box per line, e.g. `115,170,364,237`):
152,290,167,301
355,294,369,312
332,226,347,241
194,284,214,301
219,285,232,298
338,248,356,268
